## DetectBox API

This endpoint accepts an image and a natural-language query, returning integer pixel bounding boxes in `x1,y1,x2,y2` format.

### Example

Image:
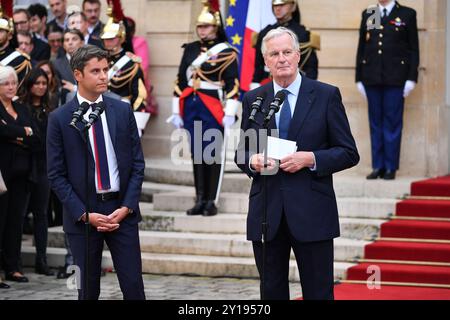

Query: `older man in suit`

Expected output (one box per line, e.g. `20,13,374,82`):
47,45,145,300
235,27,359,300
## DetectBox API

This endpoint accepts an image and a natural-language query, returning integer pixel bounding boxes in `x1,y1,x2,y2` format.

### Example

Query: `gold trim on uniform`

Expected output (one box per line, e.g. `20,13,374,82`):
133,78,147,111
225,79,240,99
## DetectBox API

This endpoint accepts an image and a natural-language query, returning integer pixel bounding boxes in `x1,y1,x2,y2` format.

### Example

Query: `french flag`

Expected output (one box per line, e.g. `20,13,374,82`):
225,0,276,92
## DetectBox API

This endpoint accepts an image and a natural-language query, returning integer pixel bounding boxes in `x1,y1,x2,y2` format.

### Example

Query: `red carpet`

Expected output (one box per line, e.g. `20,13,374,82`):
341,176,450,298
334,283,450,300
411,175,450,197
380,220,450,240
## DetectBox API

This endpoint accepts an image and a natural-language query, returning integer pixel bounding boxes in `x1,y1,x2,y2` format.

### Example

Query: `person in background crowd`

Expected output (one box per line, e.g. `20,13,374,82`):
18,68,55,276
47,0,68,31
251,0,319,90
13,8,51,62
16,31,36,66
167,2,240,217
0,66,37,284
28,3,48,43
54,28,84,105
356,0,419,180
0,11,31,88
45,24,64,61
83,0,104,40
36,60,61,111
67,11,102,47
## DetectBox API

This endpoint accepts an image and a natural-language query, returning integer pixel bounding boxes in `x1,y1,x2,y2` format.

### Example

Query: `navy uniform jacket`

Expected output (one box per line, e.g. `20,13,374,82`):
235,77,359,242
355,1,419,86
46,96,145,234
253,19,319,82
108,50,147,111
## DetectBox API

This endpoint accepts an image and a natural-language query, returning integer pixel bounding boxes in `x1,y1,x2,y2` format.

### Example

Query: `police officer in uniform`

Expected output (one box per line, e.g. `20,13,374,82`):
356,0,419,180
167,0,240,217
0,8,31,88
250,0,318,89
100,5,147,111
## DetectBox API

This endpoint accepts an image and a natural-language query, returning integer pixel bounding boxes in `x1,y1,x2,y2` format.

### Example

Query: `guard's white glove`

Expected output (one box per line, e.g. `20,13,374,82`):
249,82,261,91
356,82,366,98
403,80,416,98
166,97,184,128
222,115,235,128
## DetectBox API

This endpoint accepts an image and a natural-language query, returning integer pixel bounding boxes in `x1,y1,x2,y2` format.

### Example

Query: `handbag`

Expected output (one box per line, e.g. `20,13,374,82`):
0,169,6,194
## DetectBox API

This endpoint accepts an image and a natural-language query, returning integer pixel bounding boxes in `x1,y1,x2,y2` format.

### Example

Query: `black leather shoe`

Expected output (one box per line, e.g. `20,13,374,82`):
202,200,218,216
383,170,396,180
366,169,385,180
0,282,10,289
35,264,55,276
5,273,29,283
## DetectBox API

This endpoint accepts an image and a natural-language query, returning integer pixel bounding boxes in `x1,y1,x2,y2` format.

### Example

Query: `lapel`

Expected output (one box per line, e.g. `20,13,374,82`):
103,97,117,148
288,76,315,140
62,56,75,83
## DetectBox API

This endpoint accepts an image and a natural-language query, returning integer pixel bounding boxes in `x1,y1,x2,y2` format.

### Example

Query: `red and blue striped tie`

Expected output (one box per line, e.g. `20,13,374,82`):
92,115,110,190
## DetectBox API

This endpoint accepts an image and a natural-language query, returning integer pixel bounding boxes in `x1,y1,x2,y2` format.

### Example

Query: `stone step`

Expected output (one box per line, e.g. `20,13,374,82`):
152,191,397,219
140,181,192,202
46,227,368,262
21,246,354,281
144,159,421,198
139,206,384,239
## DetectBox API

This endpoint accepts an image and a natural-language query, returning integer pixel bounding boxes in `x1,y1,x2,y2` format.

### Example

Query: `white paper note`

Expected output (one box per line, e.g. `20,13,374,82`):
267,136,297,160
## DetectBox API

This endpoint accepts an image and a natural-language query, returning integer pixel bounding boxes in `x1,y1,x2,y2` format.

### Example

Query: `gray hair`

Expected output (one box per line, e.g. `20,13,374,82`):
70,44,108,73
0,66,18,84
261,27,299,56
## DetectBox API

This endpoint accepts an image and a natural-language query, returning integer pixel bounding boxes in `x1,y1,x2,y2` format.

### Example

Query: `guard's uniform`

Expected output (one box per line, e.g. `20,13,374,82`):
108,49,147,111
173,36,239,216
253,19,318,84
356,1,419,173
0,46,32,88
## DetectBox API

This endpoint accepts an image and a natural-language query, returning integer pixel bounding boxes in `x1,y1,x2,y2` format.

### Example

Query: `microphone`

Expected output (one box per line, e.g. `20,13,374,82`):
264,90,286,122
248,93,266,122
69,102,90,128
85,102,105,129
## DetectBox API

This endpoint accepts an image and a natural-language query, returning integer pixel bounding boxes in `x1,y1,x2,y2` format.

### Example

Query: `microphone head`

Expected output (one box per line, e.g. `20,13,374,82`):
274,90,286,103
79,101,90,112
95,101,105,111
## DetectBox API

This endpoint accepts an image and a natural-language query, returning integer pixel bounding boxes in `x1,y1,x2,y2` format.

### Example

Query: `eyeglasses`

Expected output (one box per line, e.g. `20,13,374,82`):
13,20,28,26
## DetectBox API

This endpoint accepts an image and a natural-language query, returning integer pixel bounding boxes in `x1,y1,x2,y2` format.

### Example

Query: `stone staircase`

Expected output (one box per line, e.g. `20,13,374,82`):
22,159,424,283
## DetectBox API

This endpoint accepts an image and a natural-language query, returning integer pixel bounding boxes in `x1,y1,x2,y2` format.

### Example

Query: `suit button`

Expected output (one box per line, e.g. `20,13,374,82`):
379,33,383,38
380,25,384,30
401,60,405,64
378,50,382,54
378,41,383,46
362,59,366,64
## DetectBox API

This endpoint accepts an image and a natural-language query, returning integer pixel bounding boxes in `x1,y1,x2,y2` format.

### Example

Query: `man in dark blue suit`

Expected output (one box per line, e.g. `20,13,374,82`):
47,45,145,300
235,27,359,300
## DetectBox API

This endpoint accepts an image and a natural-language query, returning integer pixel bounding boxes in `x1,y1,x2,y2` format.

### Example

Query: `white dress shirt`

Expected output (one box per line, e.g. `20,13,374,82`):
379,0,396,16
78,93,120,193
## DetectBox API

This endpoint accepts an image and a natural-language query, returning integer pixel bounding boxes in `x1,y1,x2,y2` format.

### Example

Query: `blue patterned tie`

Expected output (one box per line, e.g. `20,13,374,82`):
279,89,291,140
91,112,110,190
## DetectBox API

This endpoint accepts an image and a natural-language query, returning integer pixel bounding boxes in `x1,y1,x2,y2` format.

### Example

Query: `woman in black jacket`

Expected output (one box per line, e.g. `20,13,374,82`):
0,66,37,286
18,68,55,276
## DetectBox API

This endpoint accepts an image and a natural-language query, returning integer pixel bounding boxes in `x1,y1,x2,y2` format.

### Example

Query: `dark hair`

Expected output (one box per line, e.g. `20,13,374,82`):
19,68,51,115
16,30,33,41
45,23,63,38
35,60,59,94
28,3,48,19
13,8,31,20
124,16,136,38
63,28,84,42
70,44,108,73
82,0,101,8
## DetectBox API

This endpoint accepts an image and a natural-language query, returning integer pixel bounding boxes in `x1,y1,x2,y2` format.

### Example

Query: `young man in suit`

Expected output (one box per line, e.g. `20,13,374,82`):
47,45,145,300
235,27,359,300
356,0,419,180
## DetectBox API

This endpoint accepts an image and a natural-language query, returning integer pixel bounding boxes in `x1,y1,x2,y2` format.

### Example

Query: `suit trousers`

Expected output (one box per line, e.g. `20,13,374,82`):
67,198,145,300
365,85,404,171
252,214,334,300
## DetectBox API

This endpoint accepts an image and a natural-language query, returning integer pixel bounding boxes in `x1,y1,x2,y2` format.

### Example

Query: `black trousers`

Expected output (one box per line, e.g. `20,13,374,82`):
28,171,50,265
67,198,145,300
252,214,334,300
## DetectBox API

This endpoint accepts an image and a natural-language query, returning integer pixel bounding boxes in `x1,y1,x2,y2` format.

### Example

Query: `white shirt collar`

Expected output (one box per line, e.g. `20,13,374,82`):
88,21,100,35
273,72,302,97
379,1,396,15
77,92,103,106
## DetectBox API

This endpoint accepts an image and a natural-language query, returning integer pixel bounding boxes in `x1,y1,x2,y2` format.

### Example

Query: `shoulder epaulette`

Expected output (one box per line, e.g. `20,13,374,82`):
126,52,142,64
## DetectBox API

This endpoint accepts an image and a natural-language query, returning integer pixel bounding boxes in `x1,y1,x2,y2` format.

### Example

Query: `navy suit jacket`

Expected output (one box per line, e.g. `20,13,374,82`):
235,77,359,242
47,95,145,234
